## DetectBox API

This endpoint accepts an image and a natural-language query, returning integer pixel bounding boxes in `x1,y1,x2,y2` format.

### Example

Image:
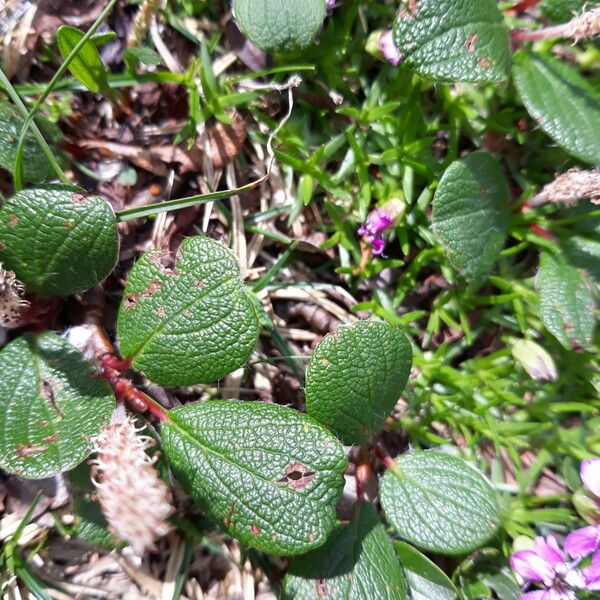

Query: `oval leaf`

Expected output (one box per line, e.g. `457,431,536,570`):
432,152,509,283
0,187,119,297
117,236,259,386
160,400,347,556
233,0,326,53
513,51,600,165
0,102,62,184
305,320,412,445
57,25,111,95
380,451,501,555
393,0,510,83
0,332,115,479
560,205,600,286
536,252,596,351
282,502,407,600
394,541,457,600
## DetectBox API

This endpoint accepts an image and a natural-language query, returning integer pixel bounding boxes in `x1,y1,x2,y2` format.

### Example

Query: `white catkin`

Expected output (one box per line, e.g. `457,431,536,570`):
91,412,173,555
0,263,28,328
565,7,600,40
531,168,600,207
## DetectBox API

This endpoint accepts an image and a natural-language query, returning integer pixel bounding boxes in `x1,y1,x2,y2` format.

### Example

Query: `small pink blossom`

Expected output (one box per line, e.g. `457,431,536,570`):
582,552,600,590
358,209,394,256
379,30,402,65
510,536,585,599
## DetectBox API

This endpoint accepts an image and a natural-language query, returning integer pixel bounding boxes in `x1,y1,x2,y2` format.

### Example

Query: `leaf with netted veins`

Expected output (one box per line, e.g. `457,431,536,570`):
0,332,115,479
117,236,260,386
160,400,347,556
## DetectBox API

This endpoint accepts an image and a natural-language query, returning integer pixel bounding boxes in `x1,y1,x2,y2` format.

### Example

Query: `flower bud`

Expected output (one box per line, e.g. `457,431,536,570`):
573,488,600,525
358,199,406,256
512,339,558,382
366,30,403,65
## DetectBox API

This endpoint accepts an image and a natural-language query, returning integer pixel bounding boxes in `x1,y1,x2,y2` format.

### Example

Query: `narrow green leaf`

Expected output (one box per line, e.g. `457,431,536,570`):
513,51,600,165
536,252,596,351
160,400,347,556
57,25,111,95
0,187,119,297
0,333,115,479
233,0,326,52
117,236,259,386
380,451,501,555
0,102,62,184
305,320,412,445
394,541,457,600
392,0,511,83
432,152,509,283
282,503,407,599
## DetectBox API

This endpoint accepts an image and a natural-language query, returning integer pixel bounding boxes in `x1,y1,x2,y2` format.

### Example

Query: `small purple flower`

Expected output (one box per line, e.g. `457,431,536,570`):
582,459,600,498
326,0,338,15
358,209,394,256
379,30,402,66
510,536,584,599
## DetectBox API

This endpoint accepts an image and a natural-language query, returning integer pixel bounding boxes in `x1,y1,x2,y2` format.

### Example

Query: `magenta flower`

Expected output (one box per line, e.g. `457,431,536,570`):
510,536,585,599
379,30,402,66
326,0,337,15
582,459,600,498
358,209,394,256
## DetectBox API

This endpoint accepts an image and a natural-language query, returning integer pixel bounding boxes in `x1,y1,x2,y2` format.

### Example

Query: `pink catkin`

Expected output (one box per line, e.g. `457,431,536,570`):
91,410,173,555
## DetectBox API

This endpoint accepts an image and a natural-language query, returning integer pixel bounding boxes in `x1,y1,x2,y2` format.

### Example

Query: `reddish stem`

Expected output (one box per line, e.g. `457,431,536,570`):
374,446,395,470
529,224,558,242
511,23,571,42
100,353,168,422
509,0,540,13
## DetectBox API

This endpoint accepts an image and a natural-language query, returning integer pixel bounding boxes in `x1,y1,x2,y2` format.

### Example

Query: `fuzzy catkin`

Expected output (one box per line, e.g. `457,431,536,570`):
565,7,600,40
0,263,28,328
91,410,173,555
531,168,600,207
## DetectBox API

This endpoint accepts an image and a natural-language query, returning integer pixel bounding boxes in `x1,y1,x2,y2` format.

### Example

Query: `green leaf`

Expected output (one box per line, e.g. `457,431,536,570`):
536,252,596,351
560,205,600,286
432,152,509,283
380,451,501,555
73,495,115,549
282,503,407,600
513,51,600,165
0,102,62,184
0,187,119,297
124,46,164,66
394,541,457,600
392,0,511,83
541,0,600,23
233,0,326,53
57,25,111,95
305,320,412,445
0,332,115,479
117,236,259,387
160,400,347,556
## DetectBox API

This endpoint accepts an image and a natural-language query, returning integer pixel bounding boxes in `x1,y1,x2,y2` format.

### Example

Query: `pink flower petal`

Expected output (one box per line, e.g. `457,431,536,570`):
520,591,545,600
534,536,565,569
511,549,555,584
582,551,600,590
582,459,600,498
379,30,402,66
565,526,600,559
